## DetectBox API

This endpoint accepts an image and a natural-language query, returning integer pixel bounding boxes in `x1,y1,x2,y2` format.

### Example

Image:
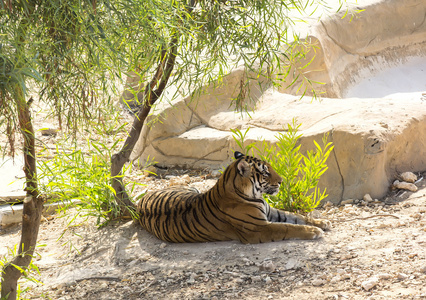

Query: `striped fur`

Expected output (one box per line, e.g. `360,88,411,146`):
136,152,330,243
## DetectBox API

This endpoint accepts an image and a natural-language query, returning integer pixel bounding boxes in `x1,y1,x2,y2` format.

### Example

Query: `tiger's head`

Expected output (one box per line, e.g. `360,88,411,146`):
232,151,282,199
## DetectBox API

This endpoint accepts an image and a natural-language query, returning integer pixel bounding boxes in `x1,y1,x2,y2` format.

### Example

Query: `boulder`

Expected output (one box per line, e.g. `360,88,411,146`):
129,0,426,204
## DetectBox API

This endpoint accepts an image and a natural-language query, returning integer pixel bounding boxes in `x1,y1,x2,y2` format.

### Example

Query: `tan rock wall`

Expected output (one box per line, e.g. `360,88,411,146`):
130,0,426,204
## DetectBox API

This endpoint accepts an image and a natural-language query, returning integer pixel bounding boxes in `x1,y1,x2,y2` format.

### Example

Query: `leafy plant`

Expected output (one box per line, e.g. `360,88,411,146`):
230,127,255,156
232,121,334,213
37,131,143,227
0,244,44,300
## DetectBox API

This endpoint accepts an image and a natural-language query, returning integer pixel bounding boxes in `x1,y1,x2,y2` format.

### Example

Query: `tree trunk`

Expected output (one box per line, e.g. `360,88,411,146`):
1,95,42,300
111,34,179,218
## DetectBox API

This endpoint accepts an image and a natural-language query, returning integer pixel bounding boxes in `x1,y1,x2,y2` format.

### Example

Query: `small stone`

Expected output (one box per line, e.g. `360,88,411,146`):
420,266,426,274
285,258,302,270
363,194,373,202
377,273,392,280
252,276,262,282
169,175,191,186
55,283,67,290
159,243,167,249
264,276,272,284
241,257,253,266
187,273,197,284
379,122,388,129
128,259,139,267
340,253,356,260
40,124,59,136
143,165,157,176
340,199,354,205
324,201,333,208
361,277,379,291
312,278,326,286
100,282,108,289
400,172,417,183
393,180,418,192
330,275,341,283
410,213,422,220
397,273,408,280
259,260,275,272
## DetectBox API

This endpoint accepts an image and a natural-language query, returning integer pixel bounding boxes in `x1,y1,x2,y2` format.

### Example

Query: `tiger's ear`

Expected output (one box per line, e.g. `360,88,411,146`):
234,151,244,159
237,159,251,178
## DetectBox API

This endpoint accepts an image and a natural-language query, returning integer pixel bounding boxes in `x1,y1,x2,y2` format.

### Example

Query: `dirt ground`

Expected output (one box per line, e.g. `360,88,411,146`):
1,102,426,299
1,169,426,300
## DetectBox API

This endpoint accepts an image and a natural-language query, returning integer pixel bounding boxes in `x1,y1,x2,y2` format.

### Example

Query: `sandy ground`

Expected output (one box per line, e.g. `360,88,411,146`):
1,170,426,300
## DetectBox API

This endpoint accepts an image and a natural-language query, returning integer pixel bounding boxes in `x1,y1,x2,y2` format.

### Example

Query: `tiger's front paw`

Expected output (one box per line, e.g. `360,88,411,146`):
312,219,331,231
306,226,324,239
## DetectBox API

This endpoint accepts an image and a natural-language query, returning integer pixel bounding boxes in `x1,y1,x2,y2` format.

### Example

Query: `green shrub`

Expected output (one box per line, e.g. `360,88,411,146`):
37,135,143,227
38,138,119,226
0,244,43,300
232,121,333,213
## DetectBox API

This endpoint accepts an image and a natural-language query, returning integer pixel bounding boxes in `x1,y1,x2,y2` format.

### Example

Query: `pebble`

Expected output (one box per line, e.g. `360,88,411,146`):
377,273,392,280
127,259,139,267
393,180,418,192
264,276,272,284
259,260,275,272
330,275,341,283
312,278,326,286
236,278,244,284
169,175,191,186
187,273,197,284
285,258,302,270
323,201,334,208
252,276,262,282
241,257,253,266
397,273,408,280
400,172,417,183
420,266,426,274
341,199,354,205
40,124,59,136
361,277,379,291
363,194,373,202
379,121,389,129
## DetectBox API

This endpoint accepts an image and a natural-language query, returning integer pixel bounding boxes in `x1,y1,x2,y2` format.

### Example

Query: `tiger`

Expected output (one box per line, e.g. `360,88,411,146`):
136,151,330,243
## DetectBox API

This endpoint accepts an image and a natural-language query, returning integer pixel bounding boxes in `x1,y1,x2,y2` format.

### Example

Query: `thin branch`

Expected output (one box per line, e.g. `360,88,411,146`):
110,30,180,217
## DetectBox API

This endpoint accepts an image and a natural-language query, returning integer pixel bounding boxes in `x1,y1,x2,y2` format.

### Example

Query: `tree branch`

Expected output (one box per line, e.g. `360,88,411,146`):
111,32,179,217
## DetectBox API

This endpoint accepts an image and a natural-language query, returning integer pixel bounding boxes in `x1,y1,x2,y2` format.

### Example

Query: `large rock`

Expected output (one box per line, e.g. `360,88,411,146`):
282,0,426,97
130,0,426,204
